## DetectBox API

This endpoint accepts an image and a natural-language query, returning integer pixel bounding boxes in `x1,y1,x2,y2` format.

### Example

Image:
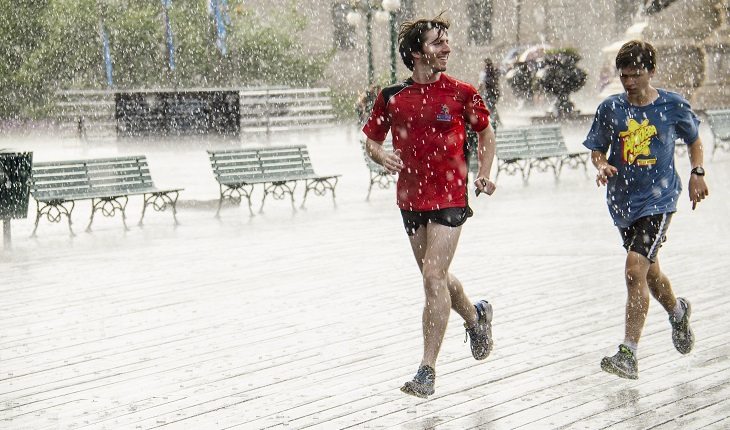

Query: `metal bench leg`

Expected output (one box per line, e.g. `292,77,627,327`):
88,197,128,232
36,201,75,236
260,182,296,213
139,191,180,226
66,202,75,236
366,176,375,201
522,163,531,184
259,190,269,213
301,180,311,209
139,195,149,226
87,199,97,232
244,192,254,216
171,192,180,225
330,177,339,205
215,185,225,218
120,197,129,231
215,196,224,218
31,202,42,237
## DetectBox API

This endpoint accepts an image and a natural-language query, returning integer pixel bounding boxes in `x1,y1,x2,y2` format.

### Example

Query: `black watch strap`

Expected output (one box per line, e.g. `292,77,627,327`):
691,166,705,176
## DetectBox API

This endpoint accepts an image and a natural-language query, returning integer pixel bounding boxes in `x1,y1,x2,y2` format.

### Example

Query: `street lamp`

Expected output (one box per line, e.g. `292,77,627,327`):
381,0,401,84
347,0,401,86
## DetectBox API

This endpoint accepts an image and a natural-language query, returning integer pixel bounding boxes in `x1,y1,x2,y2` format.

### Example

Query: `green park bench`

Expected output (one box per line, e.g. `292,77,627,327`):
706,109,730,159
361,139,396,201
239,87,336,134
494,125,589,183
30,155,182,235
208,144,340,216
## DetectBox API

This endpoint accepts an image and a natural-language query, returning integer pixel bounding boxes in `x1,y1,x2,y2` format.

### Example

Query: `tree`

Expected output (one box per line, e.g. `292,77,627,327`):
0,0,333,118
0,0,50,118
536,48,587,116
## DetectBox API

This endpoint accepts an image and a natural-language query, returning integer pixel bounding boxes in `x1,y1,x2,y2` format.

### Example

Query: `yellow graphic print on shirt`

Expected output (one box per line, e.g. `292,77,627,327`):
619,118,657,166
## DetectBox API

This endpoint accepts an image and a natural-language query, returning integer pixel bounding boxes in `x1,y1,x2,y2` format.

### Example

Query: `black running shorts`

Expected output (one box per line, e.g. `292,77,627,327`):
618,213,673,262
400,206,473,236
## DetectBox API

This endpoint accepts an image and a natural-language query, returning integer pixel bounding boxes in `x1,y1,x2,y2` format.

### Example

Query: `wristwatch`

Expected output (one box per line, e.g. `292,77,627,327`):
690,166,705,177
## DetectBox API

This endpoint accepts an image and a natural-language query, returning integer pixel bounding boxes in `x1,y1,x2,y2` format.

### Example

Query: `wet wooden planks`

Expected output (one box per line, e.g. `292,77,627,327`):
1,127,729,429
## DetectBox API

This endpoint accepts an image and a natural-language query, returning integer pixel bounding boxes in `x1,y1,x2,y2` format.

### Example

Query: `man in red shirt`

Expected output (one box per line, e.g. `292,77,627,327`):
363,13,498,398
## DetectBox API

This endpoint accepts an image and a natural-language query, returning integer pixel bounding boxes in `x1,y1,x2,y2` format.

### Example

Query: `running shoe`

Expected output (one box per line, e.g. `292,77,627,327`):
464,299,493,360
670,297,694,354
601,344,638,379
401,365,435,398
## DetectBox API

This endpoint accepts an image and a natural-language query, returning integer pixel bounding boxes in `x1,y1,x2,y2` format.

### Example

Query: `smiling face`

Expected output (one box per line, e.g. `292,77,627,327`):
414,28,450,73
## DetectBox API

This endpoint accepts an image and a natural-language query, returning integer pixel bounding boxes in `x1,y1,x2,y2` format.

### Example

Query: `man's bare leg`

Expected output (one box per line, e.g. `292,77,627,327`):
407,223,463,368
600,251,650,379
446,273,478,327
624,251,651,347
646,258,677,312
408,230,477,328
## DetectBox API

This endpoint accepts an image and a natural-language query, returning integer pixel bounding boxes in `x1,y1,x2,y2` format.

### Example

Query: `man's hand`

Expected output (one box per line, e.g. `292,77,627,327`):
474,176,496,196
688,174,709,210
596,163,618,186
383,149,403,174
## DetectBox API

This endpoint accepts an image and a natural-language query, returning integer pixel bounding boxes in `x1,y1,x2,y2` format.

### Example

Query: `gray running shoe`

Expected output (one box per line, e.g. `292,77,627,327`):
401,365,435,398
670,297,694,354
464,300,494,360
601,344,638,379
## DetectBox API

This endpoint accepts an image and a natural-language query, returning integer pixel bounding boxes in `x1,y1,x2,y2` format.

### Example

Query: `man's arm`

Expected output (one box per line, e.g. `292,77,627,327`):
474,124,496,196
365,138,402,174
591,150,618,186
687,137,709,210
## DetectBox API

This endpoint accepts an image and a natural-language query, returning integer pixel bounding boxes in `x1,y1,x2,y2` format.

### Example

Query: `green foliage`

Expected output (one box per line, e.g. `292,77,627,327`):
0,0,50,117
331,90,359,122
226,4,333,87
537,47,587,116
0,0,333,118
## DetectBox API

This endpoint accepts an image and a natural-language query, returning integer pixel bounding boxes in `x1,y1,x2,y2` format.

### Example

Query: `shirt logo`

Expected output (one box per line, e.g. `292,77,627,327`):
436,105,453,122
619,118,657,166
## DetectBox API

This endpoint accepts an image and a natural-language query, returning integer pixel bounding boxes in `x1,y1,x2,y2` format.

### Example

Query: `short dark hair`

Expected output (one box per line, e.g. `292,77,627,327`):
615,40,657,72
398,13,450,71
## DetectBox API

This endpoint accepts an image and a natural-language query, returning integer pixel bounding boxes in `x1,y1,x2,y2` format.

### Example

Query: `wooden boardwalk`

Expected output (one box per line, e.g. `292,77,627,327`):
1,124,729,429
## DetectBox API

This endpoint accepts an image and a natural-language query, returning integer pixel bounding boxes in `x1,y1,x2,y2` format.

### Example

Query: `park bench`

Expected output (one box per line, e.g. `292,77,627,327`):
208,144,340,215
55,90,116,139
30,155,182,235
238,88,336,134
494,125,589,183
706,109,730,159
361,139,396,200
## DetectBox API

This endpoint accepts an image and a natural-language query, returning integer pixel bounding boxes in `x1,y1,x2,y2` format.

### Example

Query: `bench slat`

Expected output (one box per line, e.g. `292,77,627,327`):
31,155,172,203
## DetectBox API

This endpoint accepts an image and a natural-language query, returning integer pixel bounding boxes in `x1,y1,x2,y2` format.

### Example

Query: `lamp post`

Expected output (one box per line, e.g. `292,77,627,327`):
515,0,522,45
346,0,401,86
381,0,401,84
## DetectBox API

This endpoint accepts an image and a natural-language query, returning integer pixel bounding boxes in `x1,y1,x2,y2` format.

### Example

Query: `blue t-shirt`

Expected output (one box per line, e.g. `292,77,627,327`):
583,89,700,228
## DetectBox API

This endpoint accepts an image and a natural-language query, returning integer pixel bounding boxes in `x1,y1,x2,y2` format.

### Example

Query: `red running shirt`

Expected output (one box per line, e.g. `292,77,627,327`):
362,73,490,211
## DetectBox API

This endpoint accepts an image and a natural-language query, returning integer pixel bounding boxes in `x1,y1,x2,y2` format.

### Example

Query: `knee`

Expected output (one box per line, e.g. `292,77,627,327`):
422,271,448,297
625,268,641,286
624,261,647,286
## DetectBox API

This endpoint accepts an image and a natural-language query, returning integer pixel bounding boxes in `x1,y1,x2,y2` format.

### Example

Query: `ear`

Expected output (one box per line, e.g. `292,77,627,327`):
412,50,422,61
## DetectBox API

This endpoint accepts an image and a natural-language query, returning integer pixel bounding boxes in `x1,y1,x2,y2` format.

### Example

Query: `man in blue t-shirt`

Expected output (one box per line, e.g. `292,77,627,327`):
583,40,709,380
